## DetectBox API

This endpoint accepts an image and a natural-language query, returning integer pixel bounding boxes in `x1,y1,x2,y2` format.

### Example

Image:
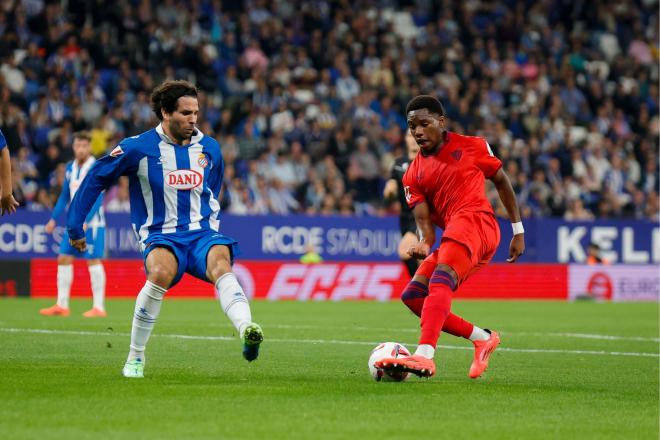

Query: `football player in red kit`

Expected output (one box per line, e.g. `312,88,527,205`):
375,95,525,379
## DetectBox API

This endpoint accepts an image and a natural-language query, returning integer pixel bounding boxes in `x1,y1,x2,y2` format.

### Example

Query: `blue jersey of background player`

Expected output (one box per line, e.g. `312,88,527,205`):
66,80,263,379
0,128,19,215
40,131,107,318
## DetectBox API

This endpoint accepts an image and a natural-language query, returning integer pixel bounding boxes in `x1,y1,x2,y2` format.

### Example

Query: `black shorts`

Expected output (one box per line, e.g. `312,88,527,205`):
399,215,416,236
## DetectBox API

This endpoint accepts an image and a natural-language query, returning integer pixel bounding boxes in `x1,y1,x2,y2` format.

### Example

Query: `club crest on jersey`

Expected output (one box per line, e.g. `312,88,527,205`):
166,169,203,190
451,150,462,161
404,185,411,203
110,146,124,157
198,153,210,169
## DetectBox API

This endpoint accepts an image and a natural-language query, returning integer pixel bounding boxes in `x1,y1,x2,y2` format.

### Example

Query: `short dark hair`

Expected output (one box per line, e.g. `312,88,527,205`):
150,80,198,121
73,130,91,142
406,95,445,117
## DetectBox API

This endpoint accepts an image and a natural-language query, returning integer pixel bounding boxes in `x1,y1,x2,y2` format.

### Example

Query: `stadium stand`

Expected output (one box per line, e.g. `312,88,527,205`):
0,0,657,220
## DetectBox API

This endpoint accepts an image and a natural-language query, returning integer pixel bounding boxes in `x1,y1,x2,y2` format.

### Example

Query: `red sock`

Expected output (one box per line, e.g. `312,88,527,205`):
442,313,474,339
419,270,455,347
402,280,474,339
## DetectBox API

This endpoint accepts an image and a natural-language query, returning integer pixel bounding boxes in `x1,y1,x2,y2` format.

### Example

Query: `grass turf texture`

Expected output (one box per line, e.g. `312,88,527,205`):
0,299,657,440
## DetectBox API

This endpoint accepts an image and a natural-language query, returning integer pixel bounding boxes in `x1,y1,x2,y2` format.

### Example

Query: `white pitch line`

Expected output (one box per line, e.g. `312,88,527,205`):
509,332,660,343
233,324,660,343
1,327,658,358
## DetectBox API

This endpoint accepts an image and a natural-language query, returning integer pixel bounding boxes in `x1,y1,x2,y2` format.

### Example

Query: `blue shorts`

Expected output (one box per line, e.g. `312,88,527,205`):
142,229,240,287
60,226,105,259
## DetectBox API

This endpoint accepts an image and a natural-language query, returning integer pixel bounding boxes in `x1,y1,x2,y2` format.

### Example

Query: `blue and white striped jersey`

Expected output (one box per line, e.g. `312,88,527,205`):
67,124,224,245
52,157,105,227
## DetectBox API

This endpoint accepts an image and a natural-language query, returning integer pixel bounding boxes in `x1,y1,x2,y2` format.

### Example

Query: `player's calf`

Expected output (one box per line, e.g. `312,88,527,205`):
400,280,428,317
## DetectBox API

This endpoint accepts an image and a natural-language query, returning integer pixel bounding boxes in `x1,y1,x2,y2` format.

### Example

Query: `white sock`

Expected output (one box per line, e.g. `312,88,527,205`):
415,344,435,359
469,326,491,341
215,273,252,338
127,281,167,363
56,264,73,308
88,264,106,310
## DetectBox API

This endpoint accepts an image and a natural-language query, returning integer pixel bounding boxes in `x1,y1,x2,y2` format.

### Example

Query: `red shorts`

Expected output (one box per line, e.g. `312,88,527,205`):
417,212,500,286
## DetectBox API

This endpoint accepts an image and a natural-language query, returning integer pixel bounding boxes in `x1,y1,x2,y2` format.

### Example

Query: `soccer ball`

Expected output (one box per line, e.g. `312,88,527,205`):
368,342,411,382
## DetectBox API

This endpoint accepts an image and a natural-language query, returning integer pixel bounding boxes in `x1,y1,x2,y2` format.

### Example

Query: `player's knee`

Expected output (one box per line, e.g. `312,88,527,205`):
57,255,73,265
401,280,428,302
147,264,176,287
208,258,232,281
431,264,458,291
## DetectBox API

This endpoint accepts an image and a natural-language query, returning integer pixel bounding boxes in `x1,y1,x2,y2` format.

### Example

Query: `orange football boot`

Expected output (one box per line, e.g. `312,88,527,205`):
82,307,107,318
375,355,436,378
39,304,70,316
469,330,501,379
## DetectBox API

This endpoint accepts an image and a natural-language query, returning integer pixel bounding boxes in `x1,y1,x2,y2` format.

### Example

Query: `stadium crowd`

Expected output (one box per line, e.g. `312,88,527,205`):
0,0,657,220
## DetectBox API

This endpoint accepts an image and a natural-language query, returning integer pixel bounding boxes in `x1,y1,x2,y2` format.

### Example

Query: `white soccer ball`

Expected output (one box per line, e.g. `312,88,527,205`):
368,342,411,382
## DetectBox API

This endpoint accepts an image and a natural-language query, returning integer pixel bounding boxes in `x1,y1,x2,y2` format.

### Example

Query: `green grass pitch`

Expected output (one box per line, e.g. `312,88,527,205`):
0,298,658,439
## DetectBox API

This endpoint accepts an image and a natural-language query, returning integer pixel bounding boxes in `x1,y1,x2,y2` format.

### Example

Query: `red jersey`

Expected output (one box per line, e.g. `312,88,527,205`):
402,131,502,230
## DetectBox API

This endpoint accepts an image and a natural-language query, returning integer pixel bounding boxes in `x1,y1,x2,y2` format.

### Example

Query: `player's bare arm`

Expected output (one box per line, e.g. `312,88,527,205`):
0,148,19,215
489,168,525,262
408,201,434,259
383,178,397,200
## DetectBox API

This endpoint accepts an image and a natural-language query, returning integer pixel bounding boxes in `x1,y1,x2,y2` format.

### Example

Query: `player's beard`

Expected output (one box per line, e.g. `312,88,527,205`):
172,122,194,144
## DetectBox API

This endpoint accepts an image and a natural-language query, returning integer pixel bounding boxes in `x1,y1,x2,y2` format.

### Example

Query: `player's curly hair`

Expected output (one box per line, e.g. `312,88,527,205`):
150,80,198,121
406,95,445,117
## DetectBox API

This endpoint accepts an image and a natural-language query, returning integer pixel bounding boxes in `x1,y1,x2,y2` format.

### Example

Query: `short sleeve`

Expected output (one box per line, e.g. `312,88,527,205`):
475,139,502,178
0,129,6,150
402,166,425,209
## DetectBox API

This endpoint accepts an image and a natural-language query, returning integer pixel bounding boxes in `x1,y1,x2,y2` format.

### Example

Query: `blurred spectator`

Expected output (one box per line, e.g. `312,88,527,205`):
586,243,609,265
105,176,131,213
0,0,657,220
27,187,54,211
299,244,323,264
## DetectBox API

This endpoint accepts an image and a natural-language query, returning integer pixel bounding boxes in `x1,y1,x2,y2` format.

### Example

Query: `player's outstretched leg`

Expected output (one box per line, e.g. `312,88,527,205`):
469,329,500,379
40,264,73,316
83,262,107,317
122,280,167,378
214,272,263,362
379,267,458,378
399,271,500,378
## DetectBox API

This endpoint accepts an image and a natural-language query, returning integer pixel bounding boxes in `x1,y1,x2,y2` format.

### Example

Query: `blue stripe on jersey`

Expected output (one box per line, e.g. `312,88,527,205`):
174,147,192,232
129,173,147,237
148,155,166,234
199,156,211,230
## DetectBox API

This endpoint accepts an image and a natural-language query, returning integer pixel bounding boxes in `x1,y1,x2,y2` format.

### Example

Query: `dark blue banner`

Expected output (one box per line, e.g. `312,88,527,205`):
0,210,657,263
